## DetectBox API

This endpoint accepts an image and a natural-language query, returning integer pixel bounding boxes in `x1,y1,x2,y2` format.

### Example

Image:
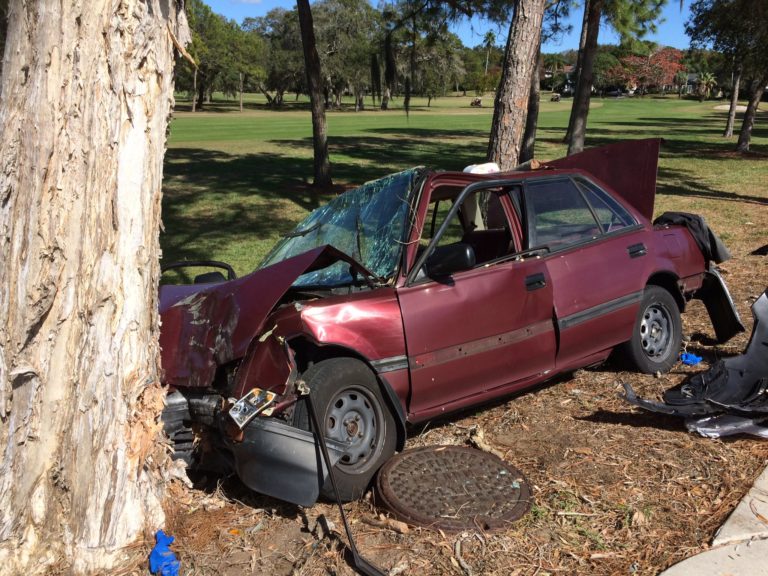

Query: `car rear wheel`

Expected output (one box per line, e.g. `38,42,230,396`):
622,286,682,374
292,357,397,502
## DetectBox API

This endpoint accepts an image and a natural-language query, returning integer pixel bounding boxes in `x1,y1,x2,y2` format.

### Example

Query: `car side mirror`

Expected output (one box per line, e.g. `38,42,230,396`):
426,243,476,277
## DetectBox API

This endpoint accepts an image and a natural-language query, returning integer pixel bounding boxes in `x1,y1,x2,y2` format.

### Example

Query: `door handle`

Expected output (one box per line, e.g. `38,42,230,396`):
525,273,547,291
627,243,647,258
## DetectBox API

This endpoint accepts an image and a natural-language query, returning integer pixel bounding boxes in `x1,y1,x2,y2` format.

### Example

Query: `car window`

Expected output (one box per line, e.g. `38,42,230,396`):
524,178,601,250
575,178,636,233
421,199,465,248
426,188,513,266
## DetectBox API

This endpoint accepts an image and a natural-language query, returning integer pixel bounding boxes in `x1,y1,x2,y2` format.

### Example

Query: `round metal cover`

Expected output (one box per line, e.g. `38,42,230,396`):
376,445,531,532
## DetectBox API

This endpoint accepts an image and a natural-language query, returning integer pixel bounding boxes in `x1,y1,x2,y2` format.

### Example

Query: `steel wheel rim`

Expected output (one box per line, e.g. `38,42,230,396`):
640,302,673,359
325,386,381,469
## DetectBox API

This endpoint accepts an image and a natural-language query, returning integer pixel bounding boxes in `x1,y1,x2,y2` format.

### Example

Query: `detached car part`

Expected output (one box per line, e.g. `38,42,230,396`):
622,288,768,437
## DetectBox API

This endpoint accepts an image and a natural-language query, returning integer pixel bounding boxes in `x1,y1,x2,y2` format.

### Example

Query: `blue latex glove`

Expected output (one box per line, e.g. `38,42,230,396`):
680,352,702,366
149,530,180,576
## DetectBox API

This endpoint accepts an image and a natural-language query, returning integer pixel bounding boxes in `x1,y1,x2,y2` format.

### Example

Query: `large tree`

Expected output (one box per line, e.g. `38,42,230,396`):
244,9,305,107
183,0,233,109
687,0,768,148
0,0,185,572
314,0,381,109
297,0,333,187
566,0,666,154
487,0,546,170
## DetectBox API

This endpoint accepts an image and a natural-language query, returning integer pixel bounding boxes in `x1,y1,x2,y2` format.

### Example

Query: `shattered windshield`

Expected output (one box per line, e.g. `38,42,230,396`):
260,168,422,287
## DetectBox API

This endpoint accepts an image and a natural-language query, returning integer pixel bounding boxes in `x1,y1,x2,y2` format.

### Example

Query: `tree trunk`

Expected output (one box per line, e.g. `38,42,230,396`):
192,68,198,112
404,77,412,116
196,79,206,110
258,86,274,106
382,31,395,111
723,65,742,138
736,75,766,152
0,0,185,573
296,0,332,188
520,43,542,163
239,72,244,112
381,87,391,110
567,0,603,155
564,0,590,143
487,0,545,170
370,53,381,107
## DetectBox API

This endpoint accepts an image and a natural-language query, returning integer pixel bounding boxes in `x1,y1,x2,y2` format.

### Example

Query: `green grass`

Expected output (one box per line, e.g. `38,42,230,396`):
162,93,767,275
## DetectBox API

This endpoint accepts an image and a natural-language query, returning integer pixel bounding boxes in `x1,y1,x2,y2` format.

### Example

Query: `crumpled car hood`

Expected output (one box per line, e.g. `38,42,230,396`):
160,245,373,389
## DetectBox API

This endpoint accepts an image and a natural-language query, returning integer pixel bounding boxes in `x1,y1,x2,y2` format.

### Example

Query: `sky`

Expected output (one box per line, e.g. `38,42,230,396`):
205,0,695,53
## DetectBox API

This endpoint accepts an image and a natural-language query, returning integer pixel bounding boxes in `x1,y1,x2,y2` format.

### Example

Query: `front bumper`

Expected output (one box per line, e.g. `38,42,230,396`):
226,416,345,507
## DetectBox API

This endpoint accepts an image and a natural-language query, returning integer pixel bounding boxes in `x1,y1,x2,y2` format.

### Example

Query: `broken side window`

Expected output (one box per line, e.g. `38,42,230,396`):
425,187,514,267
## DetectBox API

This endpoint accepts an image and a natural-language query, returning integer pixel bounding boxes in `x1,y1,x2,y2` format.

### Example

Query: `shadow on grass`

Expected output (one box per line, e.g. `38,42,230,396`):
162,149,322,265
161,133,484,265
657,166,768,206
163,118,766,265
270,131,488,174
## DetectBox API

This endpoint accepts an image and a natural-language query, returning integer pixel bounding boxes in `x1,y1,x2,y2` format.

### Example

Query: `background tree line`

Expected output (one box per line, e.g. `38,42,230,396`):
174,0,505,110
170,0,766,182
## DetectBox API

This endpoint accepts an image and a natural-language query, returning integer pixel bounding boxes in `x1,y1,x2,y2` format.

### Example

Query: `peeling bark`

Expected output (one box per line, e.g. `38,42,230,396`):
0,0,185,573
487,0,545,170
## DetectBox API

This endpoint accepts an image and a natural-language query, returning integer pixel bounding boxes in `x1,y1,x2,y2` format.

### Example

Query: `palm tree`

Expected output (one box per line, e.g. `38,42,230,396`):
483,30,496,75
697,71,717,101
543,52,567,74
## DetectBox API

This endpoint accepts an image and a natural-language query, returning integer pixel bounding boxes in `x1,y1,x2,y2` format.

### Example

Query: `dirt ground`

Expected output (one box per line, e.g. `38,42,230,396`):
119,239,768,576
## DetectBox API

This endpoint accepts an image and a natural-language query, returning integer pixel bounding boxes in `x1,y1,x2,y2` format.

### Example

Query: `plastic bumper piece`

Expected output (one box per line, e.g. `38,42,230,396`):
228,416,345,507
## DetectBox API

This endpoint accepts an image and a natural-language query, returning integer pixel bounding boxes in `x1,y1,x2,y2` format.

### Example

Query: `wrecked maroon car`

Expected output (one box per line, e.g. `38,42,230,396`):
160,139,743,507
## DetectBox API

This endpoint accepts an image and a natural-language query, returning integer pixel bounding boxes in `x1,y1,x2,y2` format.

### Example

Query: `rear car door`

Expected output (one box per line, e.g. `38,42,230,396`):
522,176,651,368
397,182,557,419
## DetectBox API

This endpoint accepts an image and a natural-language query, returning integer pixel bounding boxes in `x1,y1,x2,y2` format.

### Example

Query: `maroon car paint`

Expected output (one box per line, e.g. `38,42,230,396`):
158,140,746,507
228,288,409,402
159,245,376,389
398,257,556,417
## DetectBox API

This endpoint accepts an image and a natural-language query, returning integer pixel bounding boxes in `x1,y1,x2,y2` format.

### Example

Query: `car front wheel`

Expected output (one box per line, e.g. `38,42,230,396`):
622,286,682,374
292,357,397,502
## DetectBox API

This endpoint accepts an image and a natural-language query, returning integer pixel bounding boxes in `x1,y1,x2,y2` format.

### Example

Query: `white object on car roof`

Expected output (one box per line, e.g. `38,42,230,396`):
463,162,500,174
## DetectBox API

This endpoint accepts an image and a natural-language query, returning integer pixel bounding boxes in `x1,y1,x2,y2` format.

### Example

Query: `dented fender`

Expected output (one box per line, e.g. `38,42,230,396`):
230,328,298,401
159,246,372,389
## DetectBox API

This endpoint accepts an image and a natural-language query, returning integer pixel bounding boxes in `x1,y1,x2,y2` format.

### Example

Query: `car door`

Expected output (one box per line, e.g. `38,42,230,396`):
397,182,557,419
523,176,651,369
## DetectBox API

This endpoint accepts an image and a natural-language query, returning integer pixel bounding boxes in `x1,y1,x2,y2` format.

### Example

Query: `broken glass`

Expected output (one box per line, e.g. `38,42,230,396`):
260,168,422,288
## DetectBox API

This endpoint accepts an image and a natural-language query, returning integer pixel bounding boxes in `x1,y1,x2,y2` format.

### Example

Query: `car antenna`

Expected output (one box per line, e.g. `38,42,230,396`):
301,382,387,576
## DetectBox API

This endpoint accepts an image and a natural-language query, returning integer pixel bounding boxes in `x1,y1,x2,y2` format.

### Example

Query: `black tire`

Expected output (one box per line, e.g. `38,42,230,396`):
622,285,682,374
293,358,397,502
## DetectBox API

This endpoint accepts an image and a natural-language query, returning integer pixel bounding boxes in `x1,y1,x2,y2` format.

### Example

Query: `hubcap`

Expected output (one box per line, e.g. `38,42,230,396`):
326,387,379,467
640,303,673,359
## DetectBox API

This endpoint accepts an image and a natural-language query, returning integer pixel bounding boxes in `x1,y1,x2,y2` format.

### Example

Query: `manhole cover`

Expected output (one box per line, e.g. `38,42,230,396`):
376,445,531,532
